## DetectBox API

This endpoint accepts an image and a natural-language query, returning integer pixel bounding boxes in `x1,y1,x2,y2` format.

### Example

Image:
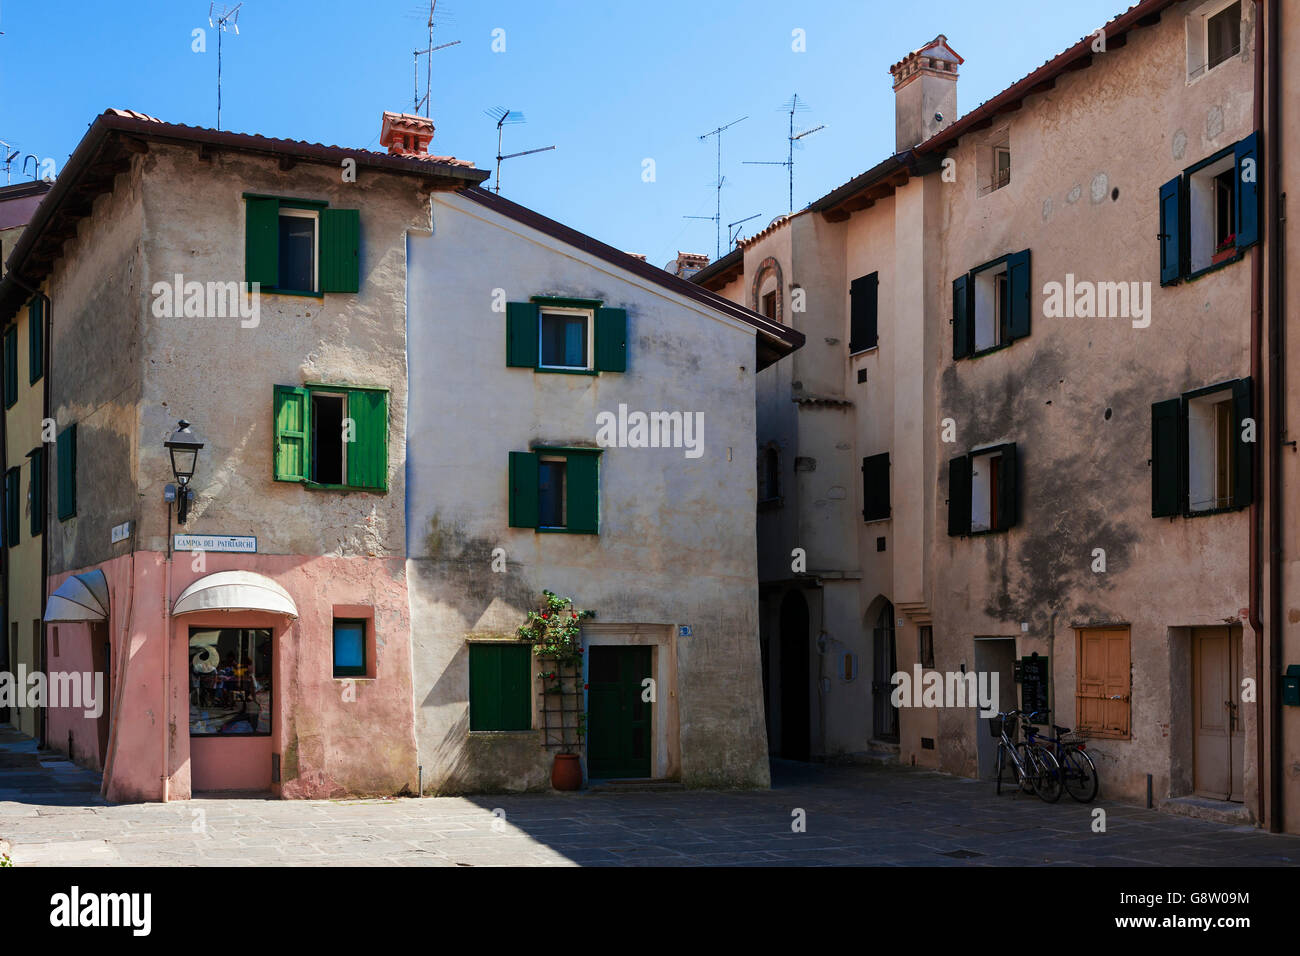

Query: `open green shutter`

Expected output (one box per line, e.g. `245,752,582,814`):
346,389,388,490
1235,132,1260,250
28,448,42,538
57,425,76,521
28,298,42,385
1005,250,1032,342
1151,398,1184,517
245,197,279,288
320,208,361,293
565,452,599,533
595,307,628,372
952,274,972,360
1158,176,1183,285
1233,377,1254,509
4,326,16,408
948,454,972,536
500,645,532,730
469,644,502,731
508,451,540,528
506,302,540,368
273,385,309,482
996,443,1019,530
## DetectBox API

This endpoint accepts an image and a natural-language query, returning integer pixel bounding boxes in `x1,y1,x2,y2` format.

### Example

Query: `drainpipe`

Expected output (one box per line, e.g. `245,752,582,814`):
162,493,172,801
38,292,50,751
1250,0,1266,829
0,312,8,727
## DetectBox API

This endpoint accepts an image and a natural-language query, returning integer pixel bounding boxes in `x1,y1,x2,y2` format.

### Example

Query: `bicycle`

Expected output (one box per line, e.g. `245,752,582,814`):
991,710,1062,802
1024,710,1099,803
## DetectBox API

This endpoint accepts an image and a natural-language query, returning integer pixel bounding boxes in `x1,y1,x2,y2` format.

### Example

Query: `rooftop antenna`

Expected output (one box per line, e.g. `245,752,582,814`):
412,1,460,116
208,3,242,131
695,115,746,259
744,94,825,215
727,212,761,249
0,142,18,185
485,107,554,195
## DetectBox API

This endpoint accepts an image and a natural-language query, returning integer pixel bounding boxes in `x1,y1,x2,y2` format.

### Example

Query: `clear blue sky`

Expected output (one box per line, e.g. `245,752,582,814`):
1,0,1126,268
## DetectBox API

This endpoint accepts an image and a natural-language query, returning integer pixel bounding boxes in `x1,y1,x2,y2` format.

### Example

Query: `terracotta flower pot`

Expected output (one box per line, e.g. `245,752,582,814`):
1212,248,1235,265
551,753,583,791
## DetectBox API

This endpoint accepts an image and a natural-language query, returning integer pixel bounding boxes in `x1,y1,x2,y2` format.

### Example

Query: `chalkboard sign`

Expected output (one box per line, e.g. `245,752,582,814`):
1018,653,1050,719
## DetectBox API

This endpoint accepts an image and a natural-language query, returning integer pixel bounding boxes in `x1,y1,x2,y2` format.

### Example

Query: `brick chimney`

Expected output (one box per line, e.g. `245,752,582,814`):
380,111,436,156
889,36,962,152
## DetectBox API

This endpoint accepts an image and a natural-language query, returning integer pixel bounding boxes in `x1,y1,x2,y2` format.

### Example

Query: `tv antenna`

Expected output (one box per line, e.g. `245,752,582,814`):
693,115,746,259
485,108,554,195
0,141,18,185
728,212,761,249
745,94,825,215
412,2,460,116
208,3,242,131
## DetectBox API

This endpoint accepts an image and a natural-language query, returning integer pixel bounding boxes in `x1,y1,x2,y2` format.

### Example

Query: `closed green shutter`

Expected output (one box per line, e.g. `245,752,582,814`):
1005,250,1032,342
4,467,18,547
849,273,879,353
469,643,532,731
1232,377,1254,509
996,442,1019,530
506,302,540,368
952,274,972,360
273,385,309,482
3,326,16,408
947,454,972,536
1158,176,1184,285
245,197,280,288
1235,132,1260,250
320,208,361,293
508,451,539,528
861,452,890,521
345,388,388,490
28,447,42,538
595,307,627,372
565,452,599,533
1151,397,1184,517
28,297,42,385
56,425,76,521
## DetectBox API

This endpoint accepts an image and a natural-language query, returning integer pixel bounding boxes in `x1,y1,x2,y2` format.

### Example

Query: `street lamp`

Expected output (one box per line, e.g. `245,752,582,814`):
164,419,204,524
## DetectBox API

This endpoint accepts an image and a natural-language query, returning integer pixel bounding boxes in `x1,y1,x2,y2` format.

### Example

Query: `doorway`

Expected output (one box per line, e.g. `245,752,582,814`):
974,637,1017,779
89,622,111,768
1192,625,1244,802
871,602,899,742
188,627,274,792
586,645,652,778
778,591,810,760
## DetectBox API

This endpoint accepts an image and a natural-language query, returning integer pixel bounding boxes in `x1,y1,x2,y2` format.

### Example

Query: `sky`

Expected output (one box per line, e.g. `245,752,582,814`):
1,0,1129,269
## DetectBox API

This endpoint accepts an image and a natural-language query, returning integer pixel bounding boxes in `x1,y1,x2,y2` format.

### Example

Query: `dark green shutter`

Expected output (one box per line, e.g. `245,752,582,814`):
3,326,16,408
506,302,540,368
56,425,76,521
861,452,890,521
1235,132,1260,250
469,643,532,731
595,307,627,372
565,452,599,533
273,385,309,482
4,468,17,547
952,274,972,360
1151,397,1184,517
1158,176,1183,285
947,454,972,536
28,447,42,538
996,443,1018,530
345,389,388,490
320,208,361,293
28,297,42,385
1232,377,1254,509
508,451,539,528
245,197,280,288
1005,250,1031,342
850,273,879,353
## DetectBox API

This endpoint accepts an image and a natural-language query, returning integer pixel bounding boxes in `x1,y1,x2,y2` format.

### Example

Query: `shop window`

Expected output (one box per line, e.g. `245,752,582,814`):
189,627,273,736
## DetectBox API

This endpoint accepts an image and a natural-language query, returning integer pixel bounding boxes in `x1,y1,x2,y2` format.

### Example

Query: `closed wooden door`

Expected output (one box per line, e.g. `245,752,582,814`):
1193,626,1244,801
586,646,652,779
1076,628,1131,737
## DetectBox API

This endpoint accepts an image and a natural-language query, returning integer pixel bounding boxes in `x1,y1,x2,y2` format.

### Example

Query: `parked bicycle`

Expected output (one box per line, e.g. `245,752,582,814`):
991,710,1062,802
1024,710,1099,803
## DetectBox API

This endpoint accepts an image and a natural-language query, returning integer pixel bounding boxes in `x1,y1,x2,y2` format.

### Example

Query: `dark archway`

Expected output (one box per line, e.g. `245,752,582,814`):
778,590,810,760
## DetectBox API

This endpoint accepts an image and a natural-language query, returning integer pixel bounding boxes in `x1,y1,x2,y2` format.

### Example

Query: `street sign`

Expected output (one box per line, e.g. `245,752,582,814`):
174,534,256,553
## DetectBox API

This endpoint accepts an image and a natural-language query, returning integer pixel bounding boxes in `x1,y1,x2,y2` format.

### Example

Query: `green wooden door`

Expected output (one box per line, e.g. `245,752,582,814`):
587,646,652,778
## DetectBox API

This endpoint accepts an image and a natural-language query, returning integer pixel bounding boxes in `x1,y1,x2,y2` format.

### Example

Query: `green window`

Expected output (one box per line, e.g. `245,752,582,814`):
468,643,532,732
508,448,599,533
244,195,360,295
56,425,76,521
28,297,42,385
3,326,15,409
27,447,42,539
272,384,388,490
951,250,1031,360
505,298,627,373
332,619,367,678
4,467,18,547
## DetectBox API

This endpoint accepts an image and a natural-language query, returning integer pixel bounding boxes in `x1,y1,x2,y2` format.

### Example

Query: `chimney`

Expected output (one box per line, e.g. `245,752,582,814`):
667,251,709,279
380,111,436,157
889,35,962,152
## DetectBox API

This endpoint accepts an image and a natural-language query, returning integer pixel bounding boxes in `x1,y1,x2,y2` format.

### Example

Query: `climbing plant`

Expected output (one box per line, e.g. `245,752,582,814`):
517,589,594,664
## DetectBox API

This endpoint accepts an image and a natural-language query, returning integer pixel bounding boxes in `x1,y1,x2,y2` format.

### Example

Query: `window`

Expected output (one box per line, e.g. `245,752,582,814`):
3,325,15,409
952,250,1031,359
332,619,367,678
189,627,273,736
28,297,42,386
272,384,388,490
841,653,857,682
1076,627,1130,739
762,290,777,320
506,299,627,373
977,128,1011,195
243,195,360,295
994,145,1011,190
1187,0,1242,79
508,448,599,533
919,625,935,669
468,642,532,731
760,445,780,504
1159,133,1259,284
1151,378,1252,517
861,452,890,522
56,425,76,521
4,467,18,547
947,443,1018,536
27,447,42,539
849,272,878,353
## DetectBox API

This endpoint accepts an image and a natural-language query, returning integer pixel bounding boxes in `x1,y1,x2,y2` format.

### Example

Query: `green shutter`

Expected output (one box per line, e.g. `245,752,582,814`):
862,452,890,521
320,208,361,293
508,451,539,528
28,448,42,538
947,454,972,536
1005,250,1031,342
595,307,627,372
56,425,76,521
996,442,1018,530
245,197,280,288
1158,176,1183,285
1151,398,1184,517
4,467,18,547
345,388,388,490
565,452,599,534
28,297,42,385
273,385,310,482
469,643,532,731
1235,132,1260,250
952,274,972,360
1232,377,1254,509
506,302,540,368
4,326,16,408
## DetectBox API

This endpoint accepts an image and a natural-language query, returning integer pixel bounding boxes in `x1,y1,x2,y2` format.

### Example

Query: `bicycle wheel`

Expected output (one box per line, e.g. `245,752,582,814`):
1061,747,1099,802
1028,745,1063,803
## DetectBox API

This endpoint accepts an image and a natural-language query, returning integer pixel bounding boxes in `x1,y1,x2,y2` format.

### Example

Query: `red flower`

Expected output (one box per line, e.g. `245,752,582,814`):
541,613,549,619
577,648,584,654
583,683,589,690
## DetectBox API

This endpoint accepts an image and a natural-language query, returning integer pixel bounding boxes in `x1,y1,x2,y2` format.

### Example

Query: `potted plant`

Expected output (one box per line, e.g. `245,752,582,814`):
518,590,593,790
1212,234,1237,265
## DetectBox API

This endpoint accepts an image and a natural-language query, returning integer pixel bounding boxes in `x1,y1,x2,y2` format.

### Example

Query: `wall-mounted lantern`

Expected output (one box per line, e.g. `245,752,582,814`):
164,419,204,524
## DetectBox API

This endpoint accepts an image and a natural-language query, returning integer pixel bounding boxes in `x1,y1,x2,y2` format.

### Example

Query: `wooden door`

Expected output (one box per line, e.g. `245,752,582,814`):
1076,628,1130,737
1193,626,1245,801
586,646,652,779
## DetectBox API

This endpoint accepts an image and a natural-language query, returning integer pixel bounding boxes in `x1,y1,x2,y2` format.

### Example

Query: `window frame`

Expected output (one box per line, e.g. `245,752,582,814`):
537,306,594,372
272,382,389,492
508,446,601,534
947,442,1019,537
1184,145,1241,279
952,249,1031,361
1186,0,1242,81
276,206,321,296
332,618,368,679
308,389,349,488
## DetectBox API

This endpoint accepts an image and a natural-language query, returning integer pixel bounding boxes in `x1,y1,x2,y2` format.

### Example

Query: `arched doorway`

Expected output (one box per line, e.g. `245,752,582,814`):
871,600,899,742
778,590,810,760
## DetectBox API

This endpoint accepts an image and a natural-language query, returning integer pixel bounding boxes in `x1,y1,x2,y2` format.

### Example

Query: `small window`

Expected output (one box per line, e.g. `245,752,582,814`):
469,643,532,732
861,452,890,522
244,196,359,295
1188,388,1237,512
277,208,318,293
1160,133,1259,284
919,625,935,669
952,250,1030,360
506,301,626,373
540,309,591,370
762,291,777,320
973,264,1009,353
849,272,879,353
508,449,600,534
333,619,367,678
977,129,1011,196
1187,152,1237,273
970,448,1003,532
947,443,1018,536
538,456,567,528
1151,378,1252,517
310,392,347,486
1188,0,1242,80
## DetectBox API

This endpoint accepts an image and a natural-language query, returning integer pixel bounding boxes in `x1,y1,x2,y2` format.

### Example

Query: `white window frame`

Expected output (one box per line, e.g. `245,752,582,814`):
537,307,594,371
309,390,348,485
278,207,320,293
972,262,1009,353
1186,0,1243,83
1187,388,1235,513
969,446,1004,533
538,454,568,529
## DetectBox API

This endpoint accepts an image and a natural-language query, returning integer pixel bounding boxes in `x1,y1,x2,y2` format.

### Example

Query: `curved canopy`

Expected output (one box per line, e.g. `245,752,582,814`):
44,569,110,622
172,571,298,619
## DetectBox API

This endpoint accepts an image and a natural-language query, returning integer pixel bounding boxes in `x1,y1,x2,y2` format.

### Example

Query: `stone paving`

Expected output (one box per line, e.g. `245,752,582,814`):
1,728,1298,866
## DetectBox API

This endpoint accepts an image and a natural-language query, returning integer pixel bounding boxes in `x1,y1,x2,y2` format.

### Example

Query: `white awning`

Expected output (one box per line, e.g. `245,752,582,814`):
172,571,298,619
44,569,110,622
